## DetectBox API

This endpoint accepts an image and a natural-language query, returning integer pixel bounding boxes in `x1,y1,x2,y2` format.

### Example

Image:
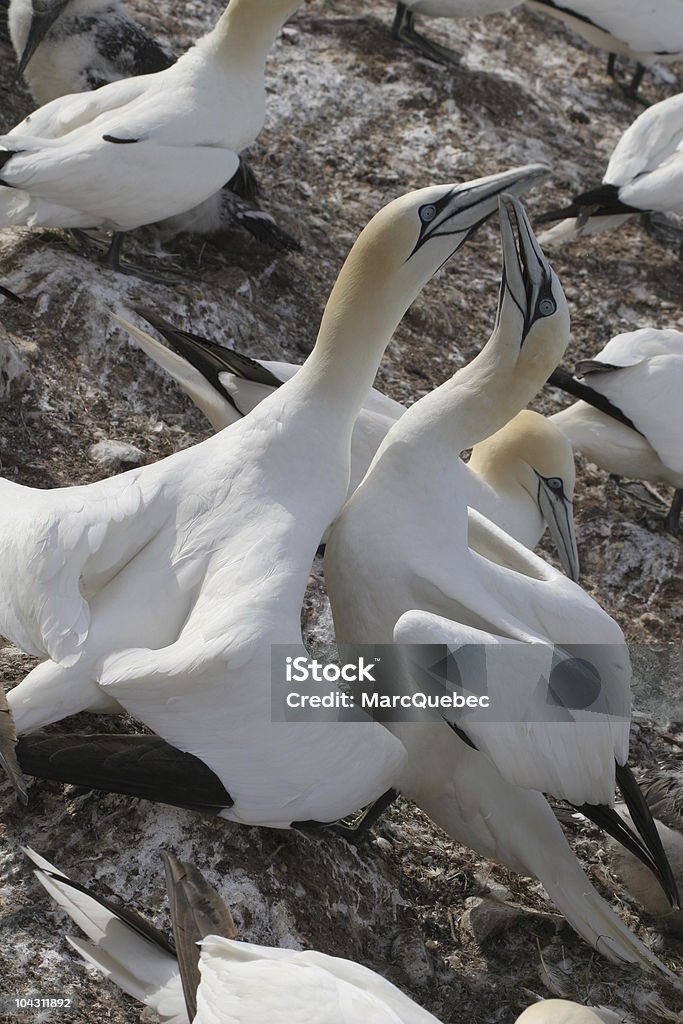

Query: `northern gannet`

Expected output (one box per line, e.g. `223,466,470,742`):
8,0,174,103
515,1002,624,1024
25,847,445,1024
0,0,301,278
390,1,521,65
548,328,683,534
6,0,294,252
1,168,546,829
537,91,683,246
120,314,579,577
527,0,683,98
325,196,679,969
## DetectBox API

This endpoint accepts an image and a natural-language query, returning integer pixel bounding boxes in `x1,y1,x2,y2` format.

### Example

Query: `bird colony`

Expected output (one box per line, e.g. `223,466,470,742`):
0,1,681,1022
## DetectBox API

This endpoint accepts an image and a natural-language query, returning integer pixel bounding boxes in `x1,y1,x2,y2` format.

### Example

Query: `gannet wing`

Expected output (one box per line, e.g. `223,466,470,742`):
393,608,629,806
0,470,165,665
196,937,441,1024
99,631,406,828
579,350,683,475
605,92,683,188
24,847,187,1023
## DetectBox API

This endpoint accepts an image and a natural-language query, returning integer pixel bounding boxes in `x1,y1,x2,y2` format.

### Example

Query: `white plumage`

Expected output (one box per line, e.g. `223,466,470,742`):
120,314,579,577
537,91,683,245
0,0,299,272
325,196,677,969
3,168,546,830
515,1001,625,1024
25,847,445,1024
527,0,683,93
550,327,683,532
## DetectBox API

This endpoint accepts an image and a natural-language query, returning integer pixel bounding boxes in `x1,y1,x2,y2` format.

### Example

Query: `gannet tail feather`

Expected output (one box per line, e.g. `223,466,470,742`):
162,852,238,1021
16,732,233,814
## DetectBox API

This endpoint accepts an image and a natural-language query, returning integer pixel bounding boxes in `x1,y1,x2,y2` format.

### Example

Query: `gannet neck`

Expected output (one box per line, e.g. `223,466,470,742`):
210,0,302,63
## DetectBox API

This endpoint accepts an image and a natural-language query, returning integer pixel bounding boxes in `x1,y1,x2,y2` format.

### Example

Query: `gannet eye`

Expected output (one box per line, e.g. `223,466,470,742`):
547,477,563,490
538,298,556,317
420,204,437,223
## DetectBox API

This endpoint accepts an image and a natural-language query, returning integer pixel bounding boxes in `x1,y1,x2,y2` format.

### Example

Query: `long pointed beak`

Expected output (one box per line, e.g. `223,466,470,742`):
410,164,548,258
536,475,580,581
17,0,71,77
497,194,556,338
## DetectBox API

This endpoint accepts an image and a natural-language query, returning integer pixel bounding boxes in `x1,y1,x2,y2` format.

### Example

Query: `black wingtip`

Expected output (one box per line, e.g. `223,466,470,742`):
577,763,680,911
537,183,640,225
617,762,680,910
545,367,643,435
162,851,238,1022
16,732,234,815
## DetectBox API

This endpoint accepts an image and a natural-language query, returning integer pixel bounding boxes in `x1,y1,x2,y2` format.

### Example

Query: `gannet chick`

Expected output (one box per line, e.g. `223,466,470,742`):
6,0,294,252
25,847,445,1024
548,328,683,534
325,196,679,970
0,0,301,280
1,168,547,829
515,1001,624,1024
608,804,683,933
8,0,174,103
119,314,579,577
537,92,683,246
525,0,683,98
390,1,521,66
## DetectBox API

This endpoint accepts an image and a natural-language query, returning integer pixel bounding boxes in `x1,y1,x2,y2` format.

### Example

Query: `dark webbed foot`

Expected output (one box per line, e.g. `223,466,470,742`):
391,2,461,67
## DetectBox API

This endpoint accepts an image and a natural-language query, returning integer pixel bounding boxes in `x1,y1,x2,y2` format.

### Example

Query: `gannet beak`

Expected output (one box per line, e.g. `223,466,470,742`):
409,164,548,259
17,0,71,76
536,473,580,581
497,194,557,342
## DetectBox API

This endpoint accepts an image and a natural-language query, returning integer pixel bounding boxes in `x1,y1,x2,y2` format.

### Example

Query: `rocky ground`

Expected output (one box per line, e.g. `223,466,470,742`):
0,1,682,1021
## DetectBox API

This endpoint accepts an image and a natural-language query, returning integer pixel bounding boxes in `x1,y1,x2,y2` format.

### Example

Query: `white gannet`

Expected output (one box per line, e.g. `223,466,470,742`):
0,0,301,279
515,1002,624,1024
526,0,683,98
2,168,546,829
120,313,579,577
325,195,679,968
25,847,445,1024
6,0,295,252
548,328,683,534
390,1,522,65
8,0,174,103
537,91,683,246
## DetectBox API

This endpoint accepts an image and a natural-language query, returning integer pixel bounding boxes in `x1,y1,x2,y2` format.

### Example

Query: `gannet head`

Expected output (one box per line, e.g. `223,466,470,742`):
325,166,549,332
470,410,580,580
14,0,73,75
493,194,570,377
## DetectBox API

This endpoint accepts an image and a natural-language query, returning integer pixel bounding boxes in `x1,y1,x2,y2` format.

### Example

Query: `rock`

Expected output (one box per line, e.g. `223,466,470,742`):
390,933,433,988
88,439,146,471
461,897,526,944
0,325,36,399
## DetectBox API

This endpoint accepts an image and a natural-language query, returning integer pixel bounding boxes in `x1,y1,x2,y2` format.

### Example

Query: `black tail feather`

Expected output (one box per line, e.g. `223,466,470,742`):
537,183,641,225
227,156,259,201
16,732,233,815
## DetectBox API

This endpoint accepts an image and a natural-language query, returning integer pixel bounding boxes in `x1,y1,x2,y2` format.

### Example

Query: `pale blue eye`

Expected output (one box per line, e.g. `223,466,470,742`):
539,298,556,316
421,205,437,223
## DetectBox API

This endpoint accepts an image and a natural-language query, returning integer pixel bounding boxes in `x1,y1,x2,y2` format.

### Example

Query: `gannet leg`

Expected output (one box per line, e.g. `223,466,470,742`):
625,63,648,104
391,3,461,67
607,53,616,79
103,232,183,285
0,688,27,804
329,788,399,841
664,489,683,536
